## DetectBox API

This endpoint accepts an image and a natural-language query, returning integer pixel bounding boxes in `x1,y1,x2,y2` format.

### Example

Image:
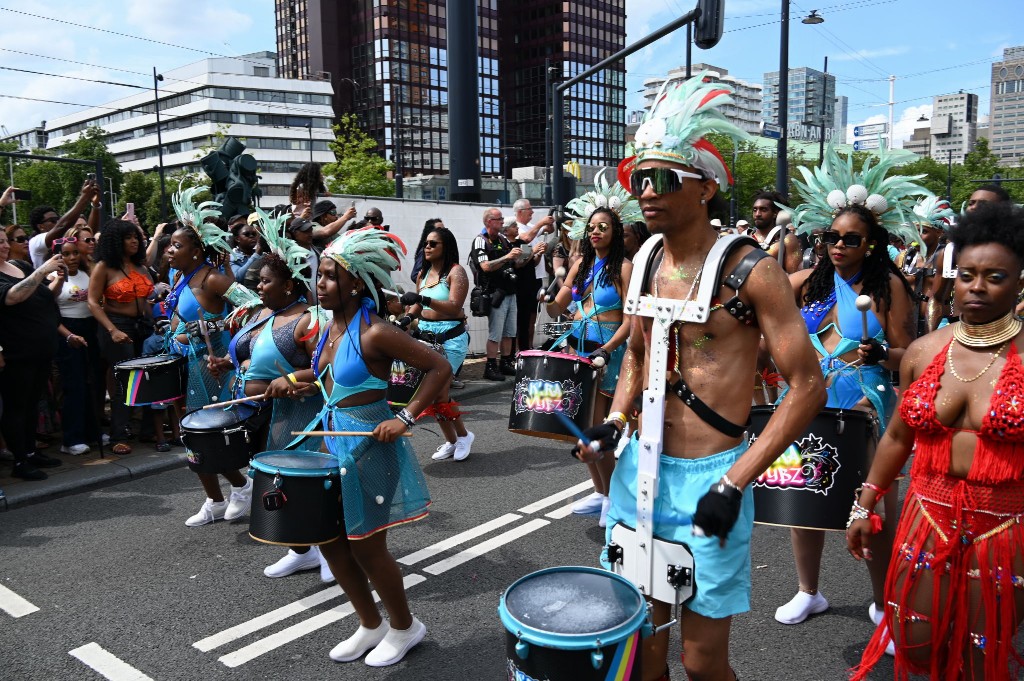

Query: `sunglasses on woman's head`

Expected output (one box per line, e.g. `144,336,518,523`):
821,231,865,248
628,167,704,196
53,237,78,246
587,222,612,233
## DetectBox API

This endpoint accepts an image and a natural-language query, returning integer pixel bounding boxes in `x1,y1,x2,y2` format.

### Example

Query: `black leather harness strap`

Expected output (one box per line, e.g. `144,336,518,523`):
666,376,749,438
721,248,769,326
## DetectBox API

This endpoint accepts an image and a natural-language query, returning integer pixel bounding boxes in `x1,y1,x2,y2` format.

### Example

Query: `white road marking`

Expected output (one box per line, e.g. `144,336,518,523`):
544,503,576,520
517,480,593,514
423,519,551,575
0,583,39,618
69,643,153,681
218,574,426,668
193,585,343,652
397,512,522,566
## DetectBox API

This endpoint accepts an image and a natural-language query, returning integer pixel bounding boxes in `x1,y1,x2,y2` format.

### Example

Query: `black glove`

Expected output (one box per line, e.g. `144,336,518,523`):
692,479,743,542
400,291,430,308
395,315,414,329
860,338,888,365
588,347,610,368
570,422,621,460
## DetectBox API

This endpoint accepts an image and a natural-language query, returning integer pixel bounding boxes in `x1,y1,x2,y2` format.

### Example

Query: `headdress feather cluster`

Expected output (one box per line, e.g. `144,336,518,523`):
911,196,955,231
170,182,231,254
322,227,407,312
253,207,313,291
790,142,933,255
564,169,643,240
621,71,752,187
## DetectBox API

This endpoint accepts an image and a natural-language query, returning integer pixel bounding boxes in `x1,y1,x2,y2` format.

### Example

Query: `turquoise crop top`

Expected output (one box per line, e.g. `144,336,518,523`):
313,306,388,403
570,258,622,310
421,274,450,302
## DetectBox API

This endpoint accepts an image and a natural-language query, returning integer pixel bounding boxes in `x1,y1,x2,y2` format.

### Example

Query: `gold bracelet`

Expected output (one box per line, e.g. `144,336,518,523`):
604,411,627,429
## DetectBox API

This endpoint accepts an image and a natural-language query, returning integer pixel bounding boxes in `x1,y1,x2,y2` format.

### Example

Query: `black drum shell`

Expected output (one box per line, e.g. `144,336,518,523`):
386,341,446,409
180,406,268,474
749,405,872,531
508,351,597,442
113,354,187,406
248,456,343,546
502,632,641,681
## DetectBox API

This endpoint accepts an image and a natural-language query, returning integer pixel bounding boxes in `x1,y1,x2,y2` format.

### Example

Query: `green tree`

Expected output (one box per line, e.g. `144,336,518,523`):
323,113,395,197
118,171,160,229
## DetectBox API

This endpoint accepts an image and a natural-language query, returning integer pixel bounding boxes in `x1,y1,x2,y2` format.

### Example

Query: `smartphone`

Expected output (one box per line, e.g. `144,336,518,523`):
350,200,356,209
126,203,136,220
87,173,96,181
12,188,31,201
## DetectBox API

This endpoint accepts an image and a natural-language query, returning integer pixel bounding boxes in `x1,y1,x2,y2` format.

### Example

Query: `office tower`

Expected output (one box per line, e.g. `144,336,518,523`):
990,46,1024,166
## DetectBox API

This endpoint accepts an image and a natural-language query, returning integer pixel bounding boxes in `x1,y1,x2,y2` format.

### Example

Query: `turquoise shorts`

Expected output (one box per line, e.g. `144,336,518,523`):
603,436,755,619
418,319,468,373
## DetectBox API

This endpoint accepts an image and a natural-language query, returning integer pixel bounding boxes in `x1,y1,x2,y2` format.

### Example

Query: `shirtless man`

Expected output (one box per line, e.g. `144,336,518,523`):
574,79,826,679
751,190,802,273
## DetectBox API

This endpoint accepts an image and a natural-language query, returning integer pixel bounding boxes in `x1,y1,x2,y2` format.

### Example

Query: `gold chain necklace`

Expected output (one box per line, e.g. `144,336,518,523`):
946,340,1009,382
326,322,345,348
952,311,1022,348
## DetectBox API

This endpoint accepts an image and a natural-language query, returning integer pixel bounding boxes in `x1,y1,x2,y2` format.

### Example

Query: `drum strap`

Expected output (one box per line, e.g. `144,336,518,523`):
666,376,748,438
414,322,466,344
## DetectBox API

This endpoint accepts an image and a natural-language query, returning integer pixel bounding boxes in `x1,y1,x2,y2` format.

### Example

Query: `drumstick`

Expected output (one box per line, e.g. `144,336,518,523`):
274,360,299,387
554,411,601,453
202,395,266,409
291,430,414,437
855,294,873,343
381,288,401,299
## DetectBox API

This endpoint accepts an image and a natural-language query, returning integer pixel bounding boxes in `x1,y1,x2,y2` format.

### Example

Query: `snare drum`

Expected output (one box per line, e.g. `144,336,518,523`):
499,566,649,681
248,451,343,546
749,405,873,531
386,341,446,409
180,404,268,474
113,354,187,406
508,350,597,442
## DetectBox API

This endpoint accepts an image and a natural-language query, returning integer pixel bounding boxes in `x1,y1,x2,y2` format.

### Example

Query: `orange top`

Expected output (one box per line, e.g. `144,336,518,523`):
104,270,154,304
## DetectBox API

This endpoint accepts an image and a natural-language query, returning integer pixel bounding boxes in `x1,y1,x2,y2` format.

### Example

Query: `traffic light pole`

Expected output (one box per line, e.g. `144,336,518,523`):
551,7,701,206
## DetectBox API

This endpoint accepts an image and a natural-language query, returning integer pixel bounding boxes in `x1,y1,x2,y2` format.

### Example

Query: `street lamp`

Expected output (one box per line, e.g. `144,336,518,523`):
776,5,825,198
153,68,167,222
500,145,523,205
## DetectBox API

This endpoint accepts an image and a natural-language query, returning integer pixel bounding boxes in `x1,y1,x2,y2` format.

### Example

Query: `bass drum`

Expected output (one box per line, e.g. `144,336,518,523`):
508,350,598,442
180,404,268,474
248,451,343,546
749,405,873,531
386,340,446,409
113,354,187,406
499,566,650,681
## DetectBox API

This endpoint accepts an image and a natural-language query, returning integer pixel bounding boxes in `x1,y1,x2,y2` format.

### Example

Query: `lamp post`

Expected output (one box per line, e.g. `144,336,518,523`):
776,7,825,197
153,67,167,222
946,149,953,202
819,55,828,164
501,145,523,205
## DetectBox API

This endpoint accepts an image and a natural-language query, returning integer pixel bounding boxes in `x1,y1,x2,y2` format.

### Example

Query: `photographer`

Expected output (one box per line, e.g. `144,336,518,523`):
471,208,521,381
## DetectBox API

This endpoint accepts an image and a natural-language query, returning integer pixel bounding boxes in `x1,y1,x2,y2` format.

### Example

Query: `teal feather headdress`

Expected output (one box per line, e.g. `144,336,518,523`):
790,142,932,255
623,71,752,186
170,182,231,254
912,196,955,231
253,207,313,291
322,227,407,311
564,169,643,240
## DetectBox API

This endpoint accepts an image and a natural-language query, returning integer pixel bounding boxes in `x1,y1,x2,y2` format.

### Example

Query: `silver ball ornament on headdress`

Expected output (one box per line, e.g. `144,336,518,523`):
827,189,847,210
846,185,868,205
864,194,888,214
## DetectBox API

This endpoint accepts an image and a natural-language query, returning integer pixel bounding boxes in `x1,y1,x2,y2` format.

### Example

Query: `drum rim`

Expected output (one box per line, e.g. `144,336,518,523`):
498,565,647,649
517,350,594,365
180,406,257,431
114,353,186,369
250,451,339,477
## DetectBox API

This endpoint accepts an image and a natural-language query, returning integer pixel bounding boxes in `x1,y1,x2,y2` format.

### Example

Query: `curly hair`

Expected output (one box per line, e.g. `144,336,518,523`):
97,219,145,269
289,163,326,205
802,204,912,312
418,226,459,284
572,208,625,296
28,205,57,232
951,202,1024,266
261,252,311,295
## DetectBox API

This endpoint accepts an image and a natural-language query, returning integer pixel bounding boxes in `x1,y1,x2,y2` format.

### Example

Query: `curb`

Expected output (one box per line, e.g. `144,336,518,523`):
0,383,513,512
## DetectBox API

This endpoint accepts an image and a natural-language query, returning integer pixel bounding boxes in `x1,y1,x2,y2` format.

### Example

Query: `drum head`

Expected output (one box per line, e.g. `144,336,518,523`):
181,405,256,429
115,354,183,370
251,451,337,475
503,567,644,640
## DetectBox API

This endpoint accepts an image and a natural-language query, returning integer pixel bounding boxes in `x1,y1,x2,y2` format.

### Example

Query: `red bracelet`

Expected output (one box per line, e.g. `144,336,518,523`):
861,482,888,498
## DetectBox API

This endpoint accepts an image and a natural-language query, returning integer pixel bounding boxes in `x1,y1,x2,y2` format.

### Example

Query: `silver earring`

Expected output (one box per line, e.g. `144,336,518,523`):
192,255,199,260
351,289,358,296
700,198,706,205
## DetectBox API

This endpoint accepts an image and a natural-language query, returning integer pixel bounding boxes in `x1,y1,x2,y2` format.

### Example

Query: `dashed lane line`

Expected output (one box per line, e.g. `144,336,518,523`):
422,518,551,576
544,502,577,520
0,583,39,618
397,512,523,566
69,643,154,681
517,480,593,514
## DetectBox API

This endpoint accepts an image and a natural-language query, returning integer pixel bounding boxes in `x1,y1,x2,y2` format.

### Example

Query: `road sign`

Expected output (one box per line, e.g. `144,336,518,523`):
761,123,782,140
853,139,881,151
853,123,888,137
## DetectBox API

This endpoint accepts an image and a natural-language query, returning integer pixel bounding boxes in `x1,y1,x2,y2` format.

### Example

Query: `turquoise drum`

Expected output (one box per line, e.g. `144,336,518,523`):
499,566,650,680
248,451,342,546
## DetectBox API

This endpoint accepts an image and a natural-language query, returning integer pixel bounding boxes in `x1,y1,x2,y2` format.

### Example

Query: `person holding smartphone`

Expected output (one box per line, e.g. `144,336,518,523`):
28,179,99,269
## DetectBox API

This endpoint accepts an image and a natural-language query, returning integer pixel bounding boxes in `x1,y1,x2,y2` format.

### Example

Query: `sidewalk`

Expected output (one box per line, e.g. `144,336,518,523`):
0,358,513,512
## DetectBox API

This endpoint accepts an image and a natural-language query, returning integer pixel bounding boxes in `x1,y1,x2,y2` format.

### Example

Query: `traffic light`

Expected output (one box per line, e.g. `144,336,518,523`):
694,0,725,49
200,136,262,219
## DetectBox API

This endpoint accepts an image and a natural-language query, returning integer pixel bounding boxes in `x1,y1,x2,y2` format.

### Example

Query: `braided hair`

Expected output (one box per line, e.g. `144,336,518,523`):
571,208,625,295
802,204,912,312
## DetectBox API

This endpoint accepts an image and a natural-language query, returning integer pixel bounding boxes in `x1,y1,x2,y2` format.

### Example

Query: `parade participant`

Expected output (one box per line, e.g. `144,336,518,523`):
410,217,445,284
286,227,449,667
897,197,955,337
164,185,261,527
623,221,651,260
575,74,826,681
401,225,474,462
87,219,156,454
848,202,1024,681
777,145,925,638
550,174,639,527
750,191,802,273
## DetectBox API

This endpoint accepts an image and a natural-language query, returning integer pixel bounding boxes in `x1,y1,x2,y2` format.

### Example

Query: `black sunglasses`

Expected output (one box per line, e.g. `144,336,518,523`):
11,235,28,243
628,167,704,196
424,240,442,248
821,231,865,248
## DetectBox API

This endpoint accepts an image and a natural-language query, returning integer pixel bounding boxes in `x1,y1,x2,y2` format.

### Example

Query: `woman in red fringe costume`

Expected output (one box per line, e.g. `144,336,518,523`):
847,202,1024,680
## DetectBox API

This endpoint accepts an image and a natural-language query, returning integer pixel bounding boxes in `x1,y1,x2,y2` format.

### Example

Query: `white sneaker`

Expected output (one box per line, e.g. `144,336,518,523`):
868,603,896,656
598,496,611,528
775,591,829,624
431,441,456,460
224,478,253,521
364,617,426,667
330,621,390,662
318,547,335,583
453,431,475,461
571,492,605,514
264,548,320,578
60,444,90,456
185,498,228,527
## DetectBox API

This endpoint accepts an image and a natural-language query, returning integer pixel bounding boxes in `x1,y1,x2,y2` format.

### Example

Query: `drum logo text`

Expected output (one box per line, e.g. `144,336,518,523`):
390,361,421,386
751,433,841,494
512,378,584,417
507,661,539,681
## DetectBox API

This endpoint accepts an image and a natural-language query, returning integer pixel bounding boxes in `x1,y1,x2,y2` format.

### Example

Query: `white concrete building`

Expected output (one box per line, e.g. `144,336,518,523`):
45,51,335,199
641,63,763,135
930,91,979,165
990,46,1024,166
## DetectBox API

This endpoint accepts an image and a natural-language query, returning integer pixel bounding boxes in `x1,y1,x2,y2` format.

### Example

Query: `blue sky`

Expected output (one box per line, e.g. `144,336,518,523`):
0,0,1020,151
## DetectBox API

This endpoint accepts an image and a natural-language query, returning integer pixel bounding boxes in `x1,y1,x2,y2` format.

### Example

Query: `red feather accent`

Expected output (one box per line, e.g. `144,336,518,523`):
417,400,461,421
299,318,320,342
617,156,637,193
697,88,730,110
868,512,883,534
760,368,783,388
693,139,732,185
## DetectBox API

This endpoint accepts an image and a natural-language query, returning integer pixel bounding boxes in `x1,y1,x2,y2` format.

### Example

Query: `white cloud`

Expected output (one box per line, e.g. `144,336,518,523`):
831,46,910,62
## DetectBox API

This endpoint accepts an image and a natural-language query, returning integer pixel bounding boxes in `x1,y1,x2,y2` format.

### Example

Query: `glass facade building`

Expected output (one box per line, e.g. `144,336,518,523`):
763,67,840,143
